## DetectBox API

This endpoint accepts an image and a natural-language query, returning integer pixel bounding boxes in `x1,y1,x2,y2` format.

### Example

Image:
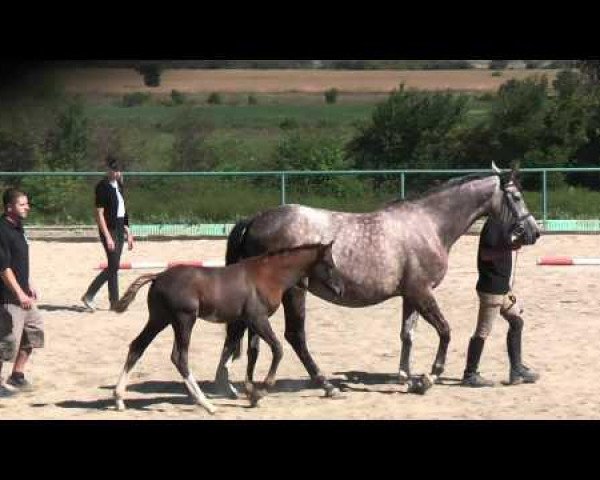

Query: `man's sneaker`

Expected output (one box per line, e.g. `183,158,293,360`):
6,373,34,392
509,365,540,385
461,372,494,388
81,295,97,312
0,383,17,398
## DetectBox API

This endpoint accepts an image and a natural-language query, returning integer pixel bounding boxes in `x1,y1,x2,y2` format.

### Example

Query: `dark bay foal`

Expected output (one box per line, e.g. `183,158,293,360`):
112,242,341,414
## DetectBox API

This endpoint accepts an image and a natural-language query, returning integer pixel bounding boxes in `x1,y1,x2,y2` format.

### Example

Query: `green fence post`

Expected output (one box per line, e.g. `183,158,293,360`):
401,172,406,199
542,170,548,227
281,172,287,205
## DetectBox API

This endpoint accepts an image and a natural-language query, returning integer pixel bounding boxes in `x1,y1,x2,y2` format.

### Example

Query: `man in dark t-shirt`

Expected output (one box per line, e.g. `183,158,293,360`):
0,188,44,396
461,217,540,387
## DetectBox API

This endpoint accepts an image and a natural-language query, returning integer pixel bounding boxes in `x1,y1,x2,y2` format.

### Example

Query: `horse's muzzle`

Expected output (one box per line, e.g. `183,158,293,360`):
511,221,541,246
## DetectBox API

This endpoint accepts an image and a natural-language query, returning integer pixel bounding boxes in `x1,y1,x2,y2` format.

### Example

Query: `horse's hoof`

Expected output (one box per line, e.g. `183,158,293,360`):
398,371,410,384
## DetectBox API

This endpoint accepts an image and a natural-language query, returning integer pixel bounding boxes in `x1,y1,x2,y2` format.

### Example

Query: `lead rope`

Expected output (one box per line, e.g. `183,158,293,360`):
511,249,519,291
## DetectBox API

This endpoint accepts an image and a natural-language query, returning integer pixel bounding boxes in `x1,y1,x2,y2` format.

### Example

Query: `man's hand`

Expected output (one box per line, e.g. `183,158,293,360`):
18,291,33,310
106,235,115,252
127,233,134,251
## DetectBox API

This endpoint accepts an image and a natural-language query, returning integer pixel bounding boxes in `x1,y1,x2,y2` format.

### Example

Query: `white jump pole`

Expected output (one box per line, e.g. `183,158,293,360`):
96,260,225,270
537,256,600,266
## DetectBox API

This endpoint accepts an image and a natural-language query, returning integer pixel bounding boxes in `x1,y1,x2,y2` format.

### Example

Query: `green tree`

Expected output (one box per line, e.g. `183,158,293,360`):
347,85,470,171
274,129,359,196
22,99,89,221
170,108,216,171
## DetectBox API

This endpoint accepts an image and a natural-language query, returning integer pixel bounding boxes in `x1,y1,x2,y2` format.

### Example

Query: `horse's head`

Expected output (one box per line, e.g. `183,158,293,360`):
491,161,541,246
313,241,345,298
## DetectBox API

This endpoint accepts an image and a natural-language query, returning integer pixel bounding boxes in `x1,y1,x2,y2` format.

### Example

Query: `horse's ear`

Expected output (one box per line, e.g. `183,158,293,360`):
510,160,521,181
491,161,503,175
321,241,336,264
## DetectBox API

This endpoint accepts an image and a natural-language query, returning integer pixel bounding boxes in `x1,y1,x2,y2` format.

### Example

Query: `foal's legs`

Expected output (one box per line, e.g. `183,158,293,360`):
171,311,216,414
399,299,419,384
214,320,247,398
282,286,339,397
114,312,169,411
245,315,283,407
414,292,451,383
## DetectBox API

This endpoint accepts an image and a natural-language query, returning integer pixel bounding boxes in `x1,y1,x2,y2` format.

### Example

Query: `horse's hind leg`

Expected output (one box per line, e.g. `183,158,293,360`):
214,319,247,399
282,286,338,397
399,300,419,384
114,313,169,411
244,327,260,398
415,293,451,384
171,312,217,415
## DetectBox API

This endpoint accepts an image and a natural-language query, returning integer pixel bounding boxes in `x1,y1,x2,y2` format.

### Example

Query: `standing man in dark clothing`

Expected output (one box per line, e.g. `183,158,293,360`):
461,216,540,387
81,156,134,311
0,188,44,396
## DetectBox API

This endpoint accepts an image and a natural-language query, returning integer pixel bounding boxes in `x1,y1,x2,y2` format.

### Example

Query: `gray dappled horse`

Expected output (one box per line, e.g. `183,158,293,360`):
215,163,541,398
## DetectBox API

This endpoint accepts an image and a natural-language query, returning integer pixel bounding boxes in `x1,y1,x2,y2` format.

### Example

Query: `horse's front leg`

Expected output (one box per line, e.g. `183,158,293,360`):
246,317,283,408
415,293,451,385
282,286,339,398
214,319,247,399
399,299,419,384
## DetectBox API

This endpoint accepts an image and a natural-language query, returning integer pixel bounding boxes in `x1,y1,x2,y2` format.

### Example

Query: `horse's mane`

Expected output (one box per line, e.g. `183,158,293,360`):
262,243,326,259
387,172,497,206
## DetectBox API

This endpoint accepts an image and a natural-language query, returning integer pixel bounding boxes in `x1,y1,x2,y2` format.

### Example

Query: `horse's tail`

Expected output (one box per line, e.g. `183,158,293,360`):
113,274,158,313
226,218,253,360
226,218,252,266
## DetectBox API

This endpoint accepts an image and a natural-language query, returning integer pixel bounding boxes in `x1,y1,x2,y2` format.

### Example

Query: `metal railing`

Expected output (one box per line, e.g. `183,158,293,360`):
2,167,600,233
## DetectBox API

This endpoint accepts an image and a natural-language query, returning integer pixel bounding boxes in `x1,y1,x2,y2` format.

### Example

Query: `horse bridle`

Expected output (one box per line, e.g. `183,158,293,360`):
500,180,534,227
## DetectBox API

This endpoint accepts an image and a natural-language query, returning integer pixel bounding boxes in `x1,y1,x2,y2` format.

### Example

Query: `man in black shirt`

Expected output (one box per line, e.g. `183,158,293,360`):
81,156,134,311
0,188,44,396
461,216,540,387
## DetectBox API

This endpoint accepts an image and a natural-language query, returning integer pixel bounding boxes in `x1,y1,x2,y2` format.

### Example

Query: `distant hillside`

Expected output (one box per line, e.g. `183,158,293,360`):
50,60,574,70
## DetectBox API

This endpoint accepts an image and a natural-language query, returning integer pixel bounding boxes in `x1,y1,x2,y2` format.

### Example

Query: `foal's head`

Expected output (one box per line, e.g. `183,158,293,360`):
489,162,541,246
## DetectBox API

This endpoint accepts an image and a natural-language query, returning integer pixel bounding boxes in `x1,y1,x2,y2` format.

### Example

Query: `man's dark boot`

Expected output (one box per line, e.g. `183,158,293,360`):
461,336,494,387
507,316,540,385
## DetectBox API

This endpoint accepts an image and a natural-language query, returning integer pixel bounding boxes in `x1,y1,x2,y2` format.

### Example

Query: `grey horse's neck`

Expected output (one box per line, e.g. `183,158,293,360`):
417,175,498,249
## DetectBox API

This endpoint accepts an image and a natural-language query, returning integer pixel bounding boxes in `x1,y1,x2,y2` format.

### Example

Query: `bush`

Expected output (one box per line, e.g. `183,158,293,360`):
170,89,186,105
122,92,150,107
135,64,162,87
247,94,258,105
207,92,222,105
324,88,339,104
279,117,299,130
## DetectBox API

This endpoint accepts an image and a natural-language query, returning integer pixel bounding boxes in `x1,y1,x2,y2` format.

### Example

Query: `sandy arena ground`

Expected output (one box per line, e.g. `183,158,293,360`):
0,234,598,420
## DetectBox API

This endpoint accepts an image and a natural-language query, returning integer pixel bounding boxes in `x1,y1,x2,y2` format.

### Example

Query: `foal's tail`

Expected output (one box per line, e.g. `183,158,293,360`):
113,274,158,313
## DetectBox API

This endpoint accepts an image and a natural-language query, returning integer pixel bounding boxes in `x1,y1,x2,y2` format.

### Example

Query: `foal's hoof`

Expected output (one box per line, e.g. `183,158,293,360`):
324,386,340,398
407,375,433,395
249,390,266,408
205,405,218,415
398,371,410,385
